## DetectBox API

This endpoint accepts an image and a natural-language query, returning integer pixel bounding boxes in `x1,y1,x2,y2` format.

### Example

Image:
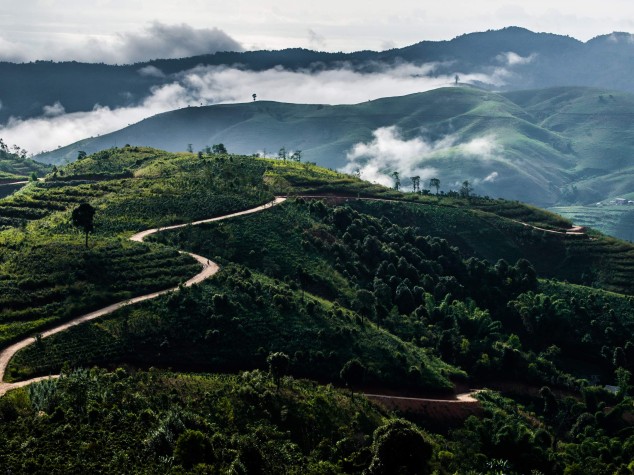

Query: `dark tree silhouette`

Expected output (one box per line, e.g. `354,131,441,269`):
460,180,472,199
410,176,420,193
429,178,440,195
390,171,400,191
252,93,257,101
340,358,365,398
267,352,290,390
211,143,227,154
72,203,95,248
367,419,433,475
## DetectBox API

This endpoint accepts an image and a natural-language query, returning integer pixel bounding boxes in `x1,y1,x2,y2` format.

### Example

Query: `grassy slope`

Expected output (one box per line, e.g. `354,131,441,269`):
0,147,271,348
32,88,574,205
550,205,634,242
503,87,634,203
36,86,634,213
0,151,51,181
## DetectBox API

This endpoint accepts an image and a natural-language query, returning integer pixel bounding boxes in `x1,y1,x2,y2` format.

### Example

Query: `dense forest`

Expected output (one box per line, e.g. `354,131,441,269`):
0,147,633,473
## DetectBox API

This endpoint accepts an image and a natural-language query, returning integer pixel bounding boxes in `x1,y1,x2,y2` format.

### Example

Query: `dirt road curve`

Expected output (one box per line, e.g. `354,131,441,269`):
363,392,479,403
0,197,286,396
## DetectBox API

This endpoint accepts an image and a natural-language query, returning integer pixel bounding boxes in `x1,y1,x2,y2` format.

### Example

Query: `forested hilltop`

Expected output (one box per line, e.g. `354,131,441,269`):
1,147,633,473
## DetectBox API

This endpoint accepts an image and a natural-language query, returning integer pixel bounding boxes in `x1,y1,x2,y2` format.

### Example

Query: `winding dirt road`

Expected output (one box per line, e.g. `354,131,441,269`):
0,197,286,396
0,194,485,408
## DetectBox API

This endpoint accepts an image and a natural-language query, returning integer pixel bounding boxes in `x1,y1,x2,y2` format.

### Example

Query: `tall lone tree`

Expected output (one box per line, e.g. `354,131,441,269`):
72,203,95,248
460,180,473,199
429,178,440,195
390,171,400,191
410,176,420,193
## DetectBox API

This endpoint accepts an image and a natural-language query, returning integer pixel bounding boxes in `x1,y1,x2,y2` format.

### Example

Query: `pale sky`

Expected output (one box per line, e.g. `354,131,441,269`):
2,0,634,62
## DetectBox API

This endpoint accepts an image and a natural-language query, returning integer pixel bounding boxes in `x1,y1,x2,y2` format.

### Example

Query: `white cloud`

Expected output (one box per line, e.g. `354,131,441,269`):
341,127,503,187
0,36,28,62
138,65,165,78
110,22,243,63
42,102,66,117
497,51,537,66
483,171,499,182
341,126,440,186
457,135,500,158
0,63,510,154
0,22,243,63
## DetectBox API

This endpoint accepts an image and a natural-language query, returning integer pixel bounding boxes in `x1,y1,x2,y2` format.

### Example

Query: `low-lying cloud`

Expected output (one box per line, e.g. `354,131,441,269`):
341,126,502,188
1,63,508,155
42,102,66,117
497,51,537,66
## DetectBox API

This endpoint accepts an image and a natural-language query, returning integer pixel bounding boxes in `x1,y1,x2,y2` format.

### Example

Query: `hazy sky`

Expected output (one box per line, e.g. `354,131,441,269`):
2,0,634,62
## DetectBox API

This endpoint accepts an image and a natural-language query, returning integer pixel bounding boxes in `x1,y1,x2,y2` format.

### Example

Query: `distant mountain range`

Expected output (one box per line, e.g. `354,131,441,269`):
5,27,634,123
36,86,634,209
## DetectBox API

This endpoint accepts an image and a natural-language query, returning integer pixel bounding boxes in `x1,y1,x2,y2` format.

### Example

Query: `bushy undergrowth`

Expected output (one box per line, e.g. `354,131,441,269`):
8,265,459,391
0,368,393,474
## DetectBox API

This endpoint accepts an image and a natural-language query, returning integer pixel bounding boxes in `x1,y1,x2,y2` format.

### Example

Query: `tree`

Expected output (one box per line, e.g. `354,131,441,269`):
429,178,440,195
72,203,95,248
460,180,472,199
252,93,257,101
455,74,460,85
390,171,400,191
267,352,290,390
211,143,227,154
290,150,302,162
340,359,365,398
29,172,38,182
367,419,433,475
354,289,376,323
173,429,213,469
278,147,287,161
77,150,87,160
186,144,193,153
410,176,420,193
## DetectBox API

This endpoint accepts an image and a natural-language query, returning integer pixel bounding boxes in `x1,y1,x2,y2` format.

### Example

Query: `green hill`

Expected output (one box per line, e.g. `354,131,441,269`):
0,145,51,182
36,87,634,215
2,148,634,473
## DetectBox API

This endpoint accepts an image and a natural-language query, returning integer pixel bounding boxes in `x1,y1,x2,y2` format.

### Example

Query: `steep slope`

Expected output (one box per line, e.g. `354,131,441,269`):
503,87,634,203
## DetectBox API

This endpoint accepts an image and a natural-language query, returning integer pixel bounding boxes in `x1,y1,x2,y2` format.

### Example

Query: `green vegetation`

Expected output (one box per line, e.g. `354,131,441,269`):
0,147,272,347
0,368,393,473
7,265,459,391
551,204,634,242
36,86,634,215
0,139,51,181
347,199,634,295
3,146,634,472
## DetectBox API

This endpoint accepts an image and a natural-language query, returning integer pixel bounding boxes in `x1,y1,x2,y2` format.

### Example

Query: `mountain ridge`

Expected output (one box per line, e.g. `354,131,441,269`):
35,86,634,212
5,27,634,124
